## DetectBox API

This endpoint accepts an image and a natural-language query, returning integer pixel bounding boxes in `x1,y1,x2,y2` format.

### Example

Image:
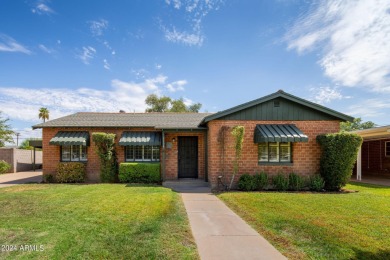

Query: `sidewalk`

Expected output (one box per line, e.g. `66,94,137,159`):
0,170,42,188
181,191,286,260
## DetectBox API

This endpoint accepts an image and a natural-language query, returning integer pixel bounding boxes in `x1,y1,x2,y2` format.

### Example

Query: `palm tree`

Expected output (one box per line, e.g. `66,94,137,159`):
39,107,50,123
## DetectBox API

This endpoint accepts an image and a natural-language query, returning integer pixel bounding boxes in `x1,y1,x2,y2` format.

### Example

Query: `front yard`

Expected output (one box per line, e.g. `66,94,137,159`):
218,183,390,259
0,184,198,259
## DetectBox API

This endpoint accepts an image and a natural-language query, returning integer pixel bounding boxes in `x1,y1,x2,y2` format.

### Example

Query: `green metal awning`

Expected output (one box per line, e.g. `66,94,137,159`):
254,124,308,143
49,131,90,146
119,132,162,146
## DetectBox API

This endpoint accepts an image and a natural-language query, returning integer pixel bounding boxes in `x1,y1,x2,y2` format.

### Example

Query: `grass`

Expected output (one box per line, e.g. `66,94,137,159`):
218,183,390,260
0,184,198,259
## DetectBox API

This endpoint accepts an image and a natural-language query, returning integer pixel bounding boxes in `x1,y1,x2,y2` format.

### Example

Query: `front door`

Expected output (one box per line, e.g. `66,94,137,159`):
178,136,198,178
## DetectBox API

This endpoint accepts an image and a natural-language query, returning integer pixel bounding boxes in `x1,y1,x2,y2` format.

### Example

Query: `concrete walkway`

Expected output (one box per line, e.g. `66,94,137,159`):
0,170,42,188
181,190,286,259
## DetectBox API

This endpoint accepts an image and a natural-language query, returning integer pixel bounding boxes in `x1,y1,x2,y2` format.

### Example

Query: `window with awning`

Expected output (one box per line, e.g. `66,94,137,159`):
255,125,307,164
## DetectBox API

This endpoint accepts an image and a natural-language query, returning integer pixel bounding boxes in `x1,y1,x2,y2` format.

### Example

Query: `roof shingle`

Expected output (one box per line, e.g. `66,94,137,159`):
32,112,213,129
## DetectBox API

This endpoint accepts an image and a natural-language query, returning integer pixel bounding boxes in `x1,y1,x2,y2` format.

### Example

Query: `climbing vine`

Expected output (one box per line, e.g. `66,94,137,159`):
217,126,230,183
92,132,118,183
229,126,245,190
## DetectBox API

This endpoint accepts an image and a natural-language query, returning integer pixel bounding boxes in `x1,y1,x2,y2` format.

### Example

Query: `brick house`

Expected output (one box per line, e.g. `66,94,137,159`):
33,90,352,187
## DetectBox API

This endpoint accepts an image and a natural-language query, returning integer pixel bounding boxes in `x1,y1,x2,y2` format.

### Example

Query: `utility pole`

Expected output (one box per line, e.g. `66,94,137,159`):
16,133,20,147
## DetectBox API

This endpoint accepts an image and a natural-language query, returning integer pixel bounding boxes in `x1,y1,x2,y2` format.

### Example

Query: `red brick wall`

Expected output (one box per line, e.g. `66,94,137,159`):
207,120,340,188
42,128,205,182
361,139,390,175
163,132,205,180
42,127,157,182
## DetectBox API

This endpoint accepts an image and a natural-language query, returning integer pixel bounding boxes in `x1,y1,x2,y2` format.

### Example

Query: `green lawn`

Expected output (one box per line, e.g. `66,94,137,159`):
0,184,198,259
218,183,390,260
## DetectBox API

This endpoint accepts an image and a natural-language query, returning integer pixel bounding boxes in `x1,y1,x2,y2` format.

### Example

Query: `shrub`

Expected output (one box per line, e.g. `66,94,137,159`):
43,173,55,183
317,132,362,191
56,162,86,183
272,173,289,191
92,132,118,183
253,172,268,190
288,173,305,191
309,175,325,192
238,174,256,191
0,160,11,174
119,163,160,183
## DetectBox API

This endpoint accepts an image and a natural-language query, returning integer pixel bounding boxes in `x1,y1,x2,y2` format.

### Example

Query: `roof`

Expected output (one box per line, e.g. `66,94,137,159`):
254,124,308,143
351,125,390,140
119,132,162,146
33,112,213,130
201,90,353,123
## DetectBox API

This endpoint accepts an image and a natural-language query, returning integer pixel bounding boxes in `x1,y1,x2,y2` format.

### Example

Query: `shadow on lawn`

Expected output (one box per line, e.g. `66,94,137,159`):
349,181,390,189
353,248,390,260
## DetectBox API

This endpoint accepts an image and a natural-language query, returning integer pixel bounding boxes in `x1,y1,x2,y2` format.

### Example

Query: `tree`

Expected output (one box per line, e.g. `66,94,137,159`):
188,103,202,112
19,140,33,150
0,112,14,147
170,98,188,112
340,117,375,132
39,107,50,122
145,94,171,112
145,94,202,113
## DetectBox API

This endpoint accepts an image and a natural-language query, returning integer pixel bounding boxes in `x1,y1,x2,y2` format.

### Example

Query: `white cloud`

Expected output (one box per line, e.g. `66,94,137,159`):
309,86,343,104
183,97,194,106
286,0,390,93
155,64,162,70
89,19,109,36
166,80,186,92
162,0,224,46
346,98,390,119
102,41,115,55
78,46,96,64
0,34,31,54
0,75,184,124
31,0,55,15
38,44,54,54
163,26,204,46
103,59,110,70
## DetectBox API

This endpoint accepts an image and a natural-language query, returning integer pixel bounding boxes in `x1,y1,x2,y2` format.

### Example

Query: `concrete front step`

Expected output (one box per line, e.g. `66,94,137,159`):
163,179,211,193
163,179,209,187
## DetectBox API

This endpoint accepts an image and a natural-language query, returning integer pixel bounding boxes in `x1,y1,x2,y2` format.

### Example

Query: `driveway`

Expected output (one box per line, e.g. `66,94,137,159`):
0,170,43,188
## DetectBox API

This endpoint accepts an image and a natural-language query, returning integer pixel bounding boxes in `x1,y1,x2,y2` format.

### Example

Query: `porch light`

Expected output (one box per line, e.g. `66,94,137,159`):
172,138,176,142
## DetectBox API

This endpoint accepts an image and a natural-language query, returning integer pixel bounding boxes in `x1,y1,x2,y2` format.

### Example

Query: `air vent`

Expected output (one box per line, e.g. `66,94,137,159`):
274,100,280,107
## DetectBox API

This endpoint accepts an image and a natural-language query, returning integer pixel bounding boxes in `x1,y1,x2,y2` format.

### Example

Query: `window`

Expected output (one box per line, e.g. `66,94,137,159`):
61,145,88,162
386,142,390,157
126,146,160,162
258,142,291,163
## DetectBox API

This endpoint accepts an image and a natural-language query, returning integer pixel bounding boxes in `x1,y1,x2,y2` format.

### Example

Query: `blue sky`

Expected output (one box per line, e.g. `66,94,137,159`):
1,0,390,143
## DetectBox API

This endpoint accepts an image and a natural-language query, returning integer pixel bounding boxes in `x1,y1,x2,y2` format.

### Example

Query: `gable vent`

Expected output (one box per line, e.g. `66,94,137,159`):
274,100,280,107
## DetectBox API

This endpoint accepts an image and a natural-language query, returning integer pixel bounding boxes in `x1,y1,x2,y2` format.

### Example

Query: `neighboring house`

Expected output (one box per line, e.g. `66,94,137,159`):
32,90,353,187
352,126,390,180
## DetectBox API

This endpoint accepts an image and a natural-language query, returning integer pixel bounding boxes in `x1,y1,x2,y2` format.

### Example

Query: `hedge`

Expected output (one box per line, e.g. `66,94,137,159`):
0,160,11,174
119,163,160,183
56,162,86,183
317,132,362,191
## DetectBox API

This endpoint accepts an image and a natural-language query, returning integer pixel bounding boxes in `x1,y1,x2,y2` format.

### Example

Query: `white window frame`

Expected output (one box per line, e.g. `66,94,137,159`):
386,141,390,157
258,142,292,163
61,145,88,162
126,145,160,162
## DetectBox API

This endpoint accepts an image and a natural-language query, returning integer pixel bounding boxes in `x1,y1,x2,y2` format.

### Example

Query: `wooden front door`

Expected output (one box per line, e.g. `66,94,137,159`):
178,137,198,178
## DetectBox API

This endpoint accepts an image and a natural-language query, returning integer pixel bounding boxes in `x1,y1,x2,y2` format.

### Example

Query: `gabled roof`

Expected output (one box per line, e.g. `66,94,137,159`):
32,112,212,130
201,90,353,123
